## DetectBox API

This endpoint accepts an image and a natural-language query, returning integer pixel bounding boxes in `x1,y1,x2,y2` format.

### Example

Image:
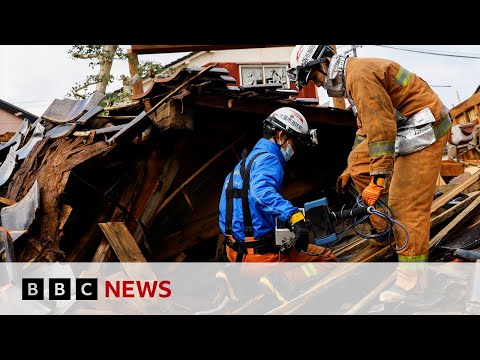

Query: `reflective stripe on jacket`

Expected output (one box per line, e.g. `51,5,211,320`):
345,57,448,176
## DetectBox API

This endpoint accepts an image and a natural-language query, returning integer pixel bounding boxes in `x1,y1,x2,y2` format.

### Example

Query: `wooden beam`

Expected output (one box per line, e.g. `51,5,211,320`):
58,205,73,231
186,93,357,128
130,45,294,55
429,195,480,250
431,191,480,228
127,48,143,96
333,237,369,258
155,131,248,216
91,239,111,262
152,100,194,131
343,273,395,315
131,153,180,242
440,160,465,177
6,137,112,262
450,92,480,119
92,156,151,262
265,263,362,315
98,222,147,262
431,172,480,213
0,196,16,206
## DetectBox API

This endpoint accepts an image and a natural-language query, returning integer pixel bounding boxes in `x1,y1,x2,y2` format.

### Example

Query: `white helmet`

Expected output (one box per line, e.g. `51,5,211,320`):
287,45,334,90
263,107,318,146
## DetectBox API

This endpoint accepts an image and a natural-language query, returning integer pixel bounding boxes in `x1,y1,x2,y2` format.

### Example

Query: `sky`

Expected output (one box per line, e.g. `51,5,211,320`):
0,45,479,117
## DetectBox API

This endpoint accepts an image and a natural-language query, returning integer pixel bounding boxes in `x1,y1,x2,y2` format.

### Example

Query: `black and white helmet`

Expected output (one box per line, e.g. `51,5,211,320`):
287,45,334,90
263,107,318,146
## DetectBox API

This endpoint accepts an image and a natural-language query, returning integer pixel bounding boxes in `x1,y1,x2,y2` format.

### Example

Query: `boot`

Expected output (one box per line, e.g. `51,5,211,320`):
379,259,427,303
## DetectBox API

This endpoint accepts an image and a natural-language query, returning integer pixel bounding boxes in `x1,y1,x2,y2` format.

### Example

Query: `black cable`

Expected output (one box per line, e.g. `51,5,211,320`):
376,45,480,59
350,196,409,252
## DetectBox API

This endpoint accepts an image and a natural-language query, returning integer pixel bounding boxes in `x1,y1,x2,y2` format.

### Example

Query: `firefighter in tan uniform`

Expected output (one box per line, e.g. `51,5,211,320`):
288,45,452,302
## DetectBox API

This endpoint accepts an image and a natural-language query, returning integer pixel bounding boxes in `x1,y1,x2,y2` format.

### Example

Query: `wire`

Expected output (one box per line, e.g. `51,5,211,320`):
349,196,409,252
375,45,480,59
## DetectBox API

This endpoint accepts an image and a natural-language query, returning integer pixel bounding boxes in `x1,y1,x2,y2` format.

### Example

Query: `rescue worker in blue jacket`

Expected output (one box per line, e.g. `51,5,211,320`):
218,107,337,263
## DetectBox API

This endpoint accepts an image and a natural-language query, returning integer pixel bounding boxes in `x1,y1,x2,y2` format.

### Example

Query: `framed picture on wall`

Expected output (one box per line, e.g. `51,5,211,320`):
241,67,262,86
264,66,288,88
240,65,289,88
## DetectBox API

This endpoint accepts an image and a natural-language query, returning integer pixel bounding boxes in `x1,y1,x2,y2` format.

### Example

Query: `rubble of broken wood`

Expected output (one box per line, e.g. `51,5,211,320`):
2,64,479,266
0,65,356,263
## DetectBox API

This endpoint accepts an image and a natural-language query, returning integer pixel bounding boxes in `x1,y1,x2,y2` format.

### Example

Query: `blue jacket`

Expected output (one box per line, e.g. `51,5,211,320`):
218,138,299,241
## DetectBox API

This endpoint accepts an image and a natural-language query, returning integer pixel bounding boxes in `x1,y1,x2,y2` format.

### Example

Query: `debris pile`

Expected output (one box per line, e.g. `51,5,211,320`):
0,65,356,263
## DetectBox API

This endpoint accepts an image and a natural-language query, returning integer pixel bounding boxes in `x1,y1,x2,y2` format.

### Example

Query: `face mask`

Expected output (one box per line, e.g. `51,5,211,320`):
281,143,295,162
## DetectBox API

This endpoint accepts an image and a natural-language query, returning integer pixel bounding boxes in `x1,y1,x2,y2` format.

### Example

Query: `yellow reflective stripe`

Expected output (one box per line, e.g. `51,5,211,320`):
368,140,395,157
301,264,319,278
353,134,366,148
433,114,453,140
394,67,412,87
300,265,311,277
398,254,428,262
308,263,318,276
290,211,305,225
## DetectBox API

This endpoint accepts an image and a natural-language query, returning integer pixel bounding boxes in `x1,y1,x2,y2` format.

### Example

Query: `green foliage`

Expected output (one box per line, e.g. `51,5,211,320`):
67,45,167,103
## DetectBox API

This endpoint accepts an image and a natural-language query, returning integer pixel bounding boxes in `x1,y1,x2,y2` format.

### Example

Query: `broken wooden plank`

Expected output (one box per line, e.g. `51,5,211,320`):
155,131,247,216
96,115,136,121
334,237,369,258
343,272,395,315
431,171,480,213
0,196,16,206
6,138,113,262
106,111,148,144
265,263,362,315
93,156,153,262
430,195,480,250
437,173,446,186
98,222,146,262
431,191,480,228
59,205,73,231
450,92,480,119
151,100,194,131
91,238,111,262
108,64,218,145
73,124,128,138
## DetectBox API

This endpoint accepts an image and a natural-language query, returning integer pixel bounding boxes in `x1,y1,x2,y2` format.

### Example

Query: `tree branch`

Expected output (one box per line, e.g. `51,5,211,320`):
71,53,97,60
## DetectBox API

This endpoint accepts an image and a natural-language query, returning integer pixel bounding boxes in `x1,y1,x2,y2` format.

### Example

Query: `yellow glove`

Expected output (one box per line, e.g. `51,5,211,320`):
336,169,352,194
362,176,385,206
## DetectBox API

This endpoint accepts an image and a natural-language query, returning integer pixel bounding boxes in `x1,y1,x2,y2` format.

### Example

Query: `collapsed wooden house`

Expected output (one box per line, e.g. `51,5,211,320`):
1,64,480,267
0,65,358,263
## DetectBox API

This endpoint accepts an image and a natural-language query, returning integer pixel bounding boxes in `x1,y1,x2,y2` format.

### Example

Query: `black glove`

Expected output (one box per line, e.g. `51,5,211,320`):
292,220,309,252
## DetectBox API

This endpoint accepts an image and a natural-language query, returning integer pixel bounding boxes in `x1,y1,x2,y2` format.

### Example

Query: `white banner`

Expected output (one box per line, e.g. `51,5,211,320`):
0,262,479,315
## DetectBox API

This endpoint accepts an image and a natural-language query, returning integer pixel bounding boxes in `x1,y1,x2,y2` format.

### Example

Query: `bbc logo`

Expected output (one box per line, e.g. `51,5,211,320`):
22,278,98,300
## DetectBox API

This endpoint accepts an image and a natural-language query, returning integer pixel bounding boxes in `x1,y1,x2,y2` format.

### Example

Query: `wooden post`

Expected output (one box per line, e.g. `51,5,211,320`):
128,48,143,97
330,45,346,110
